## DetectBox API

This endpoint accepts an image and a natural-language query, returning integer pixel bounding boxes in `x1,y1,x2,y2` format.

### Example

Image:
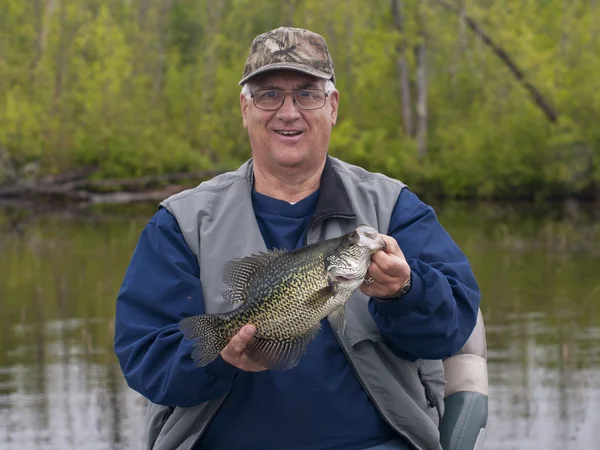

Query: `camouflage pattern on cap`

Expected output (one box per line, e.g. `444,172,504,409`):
239,27,335,85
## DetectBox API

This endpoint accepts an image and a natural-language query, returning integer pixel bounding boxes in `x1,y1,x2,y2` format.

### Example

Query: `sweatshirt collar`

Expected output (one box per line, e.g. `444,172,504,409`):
246,155,355,227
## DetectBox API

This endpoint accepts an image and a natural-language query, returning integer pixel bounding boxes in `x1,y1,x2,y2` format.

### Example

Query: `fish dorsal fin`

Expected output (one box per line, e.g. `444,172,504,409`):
245,324,321,370
221,248,288,304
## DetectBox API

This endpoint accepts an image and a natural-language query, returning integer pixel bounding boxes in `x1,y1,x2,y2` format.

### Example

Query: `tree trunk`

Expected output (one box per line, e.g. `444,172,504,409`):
138,0,151,28
592,0,598,45
559,0,571,61
434,0,559,123
50,0,69,158
391,0,414,137
52,0,67,113
451,0,467,85
343,11,354,100
202,0,225,114
30,0,47,99
283,0,300,27
153,0,175,99
415,34,428,158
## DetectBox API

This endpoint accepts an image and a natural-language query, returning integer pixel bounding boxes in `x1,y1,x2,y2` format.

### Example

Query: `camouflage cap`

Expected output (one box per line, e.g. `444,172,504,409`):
239,27,335,86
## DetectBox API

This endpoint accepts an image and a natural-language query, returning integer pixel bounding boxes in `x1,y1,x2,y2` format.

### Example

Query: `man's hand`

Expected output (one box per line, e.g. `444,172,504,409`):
359,234,411,298
220,325,268,372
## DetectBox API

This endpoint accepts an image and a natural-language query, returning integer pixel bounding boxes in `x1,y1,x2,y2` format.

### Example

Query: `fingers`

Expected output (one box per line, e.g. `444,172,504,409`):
227,324,256,354
367,255,401,284
379,234,402,256
220,325,267,372
360,234,410,298
371,250,405,278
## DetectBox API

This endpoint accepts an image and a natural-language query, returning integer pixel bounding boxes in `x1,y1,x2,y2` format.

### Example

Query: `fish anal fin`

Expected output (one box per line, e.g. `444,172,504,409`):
221,249,288,304
245,325,321,371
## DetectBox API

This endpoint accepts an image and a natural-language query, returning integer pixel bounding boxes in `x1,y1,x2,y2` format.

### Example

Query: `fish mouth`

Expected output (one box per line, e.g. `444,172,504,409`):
330,268,368,284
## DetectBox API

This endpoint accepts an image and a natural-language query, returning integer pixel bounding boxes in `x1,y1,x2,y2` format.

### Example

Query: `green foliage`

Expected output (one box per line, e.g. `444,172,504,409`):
0,0,598,198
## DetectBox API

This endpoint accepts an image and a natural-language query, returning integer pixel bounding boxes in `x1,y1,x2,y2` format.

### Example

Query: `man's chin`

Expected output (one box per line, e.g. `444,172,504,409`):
271,149,309,168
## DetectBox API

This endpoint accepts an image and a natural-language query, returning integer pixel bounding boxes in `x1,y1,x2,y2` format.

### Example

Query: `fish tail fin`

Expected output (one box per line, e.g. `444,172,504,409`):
179,314,230,367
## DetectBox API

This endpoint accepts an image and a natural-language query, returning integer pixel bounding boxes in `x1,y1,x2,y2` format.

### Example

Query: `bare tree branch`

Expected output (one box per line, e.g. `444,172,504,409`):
434,0,559,123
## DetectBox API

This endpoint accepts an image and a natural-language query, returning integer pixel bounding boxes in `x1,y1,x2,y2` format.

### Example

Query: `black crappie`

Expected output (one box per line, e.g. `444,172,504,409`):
179,225,385,370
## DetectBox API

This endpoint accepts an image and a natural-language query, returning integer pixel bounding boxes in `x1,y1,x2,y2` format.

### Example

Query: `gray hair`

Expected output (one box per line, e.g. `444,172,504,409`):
241,79,336,98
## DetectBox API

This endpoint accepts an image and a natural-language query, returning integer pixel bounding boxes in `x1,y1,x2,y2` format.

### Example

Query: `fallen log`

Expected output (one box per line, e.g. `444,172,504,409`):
88,186,187,205
0,169,228,204
64,170,226,192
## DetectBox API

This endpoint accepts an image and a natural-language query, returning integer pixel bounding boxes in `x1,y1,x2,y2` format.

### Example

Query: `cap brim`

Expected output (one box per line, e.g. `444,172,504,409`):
238,62,333,85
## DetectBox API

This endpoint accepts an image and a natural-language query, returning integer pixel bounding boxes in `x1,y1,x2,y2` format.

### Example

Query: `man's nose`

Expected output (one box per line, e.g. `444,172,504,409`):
276,93,301,120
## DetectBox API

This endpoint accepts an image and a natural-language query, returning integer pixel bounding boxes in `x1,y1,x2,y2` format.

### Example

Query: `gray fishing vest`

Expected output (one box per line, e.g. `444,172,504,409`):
147,156,445,450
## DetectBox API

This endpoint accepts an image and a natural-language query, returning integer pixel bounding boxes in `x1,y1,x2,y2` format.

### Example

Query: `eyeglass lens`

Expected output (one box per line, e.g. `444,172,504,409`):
253,89,327,110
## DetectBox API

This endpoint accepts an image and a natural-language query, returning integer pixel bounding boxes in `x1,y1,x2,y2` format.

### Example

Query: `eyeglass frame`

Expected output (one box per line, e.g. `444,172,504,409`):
249,87,331,111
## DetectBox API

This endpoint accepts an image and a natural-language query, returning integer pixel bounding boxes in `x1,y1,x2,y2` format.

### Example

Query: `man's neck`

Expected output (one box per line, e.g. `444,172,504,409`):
253,159,325,203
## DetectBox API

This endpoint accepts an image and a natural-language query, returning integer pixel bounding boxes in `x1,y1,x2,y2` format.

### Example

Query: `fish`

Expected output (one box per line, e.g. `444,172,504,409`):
179,224,386,371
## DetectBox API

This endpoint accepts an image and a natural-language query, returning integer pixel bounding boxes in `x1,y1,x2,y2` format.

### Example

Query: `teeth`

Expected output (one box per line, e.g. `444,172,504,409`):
277,130,301,136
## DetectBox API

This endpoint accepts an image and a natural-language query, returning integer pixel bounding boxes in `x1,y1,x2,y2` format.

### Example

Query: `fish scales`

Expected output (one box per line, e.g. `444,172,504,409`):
179,225,385,370
242,246,333,339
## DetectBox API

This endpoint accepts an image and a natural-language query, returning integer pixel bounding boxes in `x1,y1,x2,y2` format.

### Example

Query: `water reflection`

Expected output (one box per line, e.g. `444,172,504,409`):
0,201,599,449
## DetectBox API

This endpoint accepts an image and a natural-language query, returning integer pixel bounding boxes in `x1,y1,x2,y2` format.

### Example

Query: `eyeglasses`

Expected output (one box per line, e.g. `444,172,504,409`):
250,88,329,111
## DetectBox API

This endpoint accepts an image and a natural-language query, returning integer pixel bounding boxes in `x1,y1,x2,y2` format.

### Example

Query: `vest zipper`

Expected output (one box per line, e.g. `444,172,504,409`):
417,367,442,423
329,327,422,450
306,218,420,448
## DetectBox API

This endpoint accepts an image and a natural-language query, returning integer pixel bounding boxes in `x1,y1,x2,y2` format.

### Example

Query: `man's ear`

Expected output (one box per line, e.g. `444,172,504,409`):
240,93,249,129
329,89,339,127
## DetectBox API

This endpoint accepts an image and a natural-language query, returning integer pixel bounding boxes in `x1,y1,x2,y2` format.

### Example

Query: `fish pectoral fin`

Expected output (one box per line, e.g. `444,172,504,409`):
245,325,321,371
326,273,338,294
306,284,337,310
221,249,287,304
329,306,347,335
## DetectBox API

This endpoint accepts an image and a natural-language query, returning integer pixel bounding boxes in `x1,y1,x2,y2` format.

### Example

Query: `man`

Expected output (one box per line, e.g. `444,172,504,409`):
114,27,481,450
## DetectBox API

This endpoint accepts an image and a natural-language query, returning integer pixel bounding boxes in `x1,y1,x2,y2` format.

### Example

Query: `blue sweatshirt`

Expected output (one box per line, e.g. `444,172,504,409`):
114,187,481,450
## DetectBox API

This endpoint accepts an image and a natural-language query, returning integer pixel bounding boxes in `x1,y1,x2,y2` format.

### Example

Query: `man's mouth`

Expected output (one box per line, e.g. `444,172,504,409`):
275,130,303,136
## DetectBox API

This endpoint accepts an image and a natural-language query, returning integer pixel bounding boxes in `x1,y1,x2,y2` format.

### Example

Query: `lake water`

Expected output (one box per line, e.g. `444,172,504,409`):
1,200,599,450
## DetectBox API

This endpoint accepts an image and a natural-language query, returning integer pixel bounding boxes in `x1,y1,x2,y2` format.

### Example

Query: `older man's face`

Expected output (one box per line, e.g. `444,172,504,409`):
240,70,339,174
